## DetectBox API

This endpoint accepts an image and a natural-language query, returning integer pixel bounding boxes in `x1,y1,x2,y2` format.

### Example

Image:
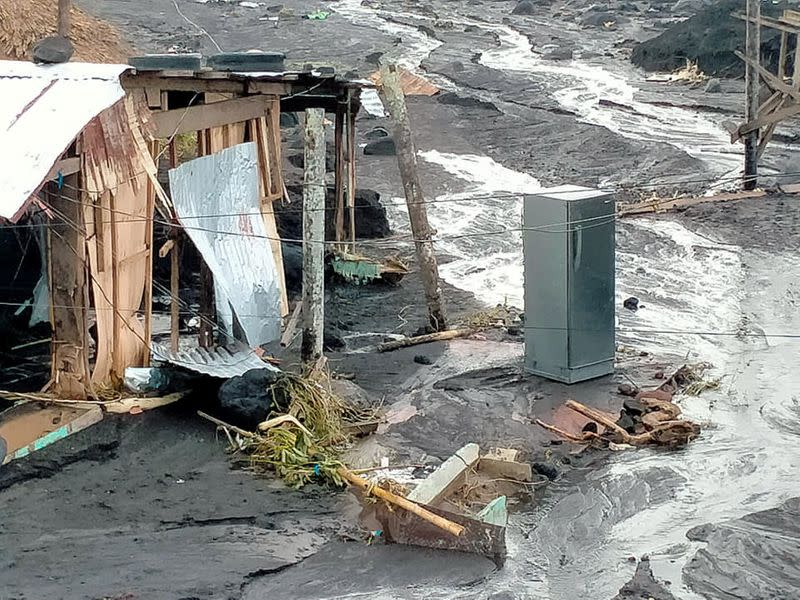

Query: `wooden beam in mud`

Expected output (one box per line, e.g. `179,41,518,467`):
617,184,800,217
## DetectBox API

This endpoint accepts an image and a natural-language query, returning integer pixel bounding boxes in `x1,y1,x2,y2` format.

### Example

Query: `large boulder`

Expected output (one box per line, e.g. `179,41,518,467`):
217,368,282,430
278,186,392,242
511,0,537,15
363,137,397,156
32,36,74,64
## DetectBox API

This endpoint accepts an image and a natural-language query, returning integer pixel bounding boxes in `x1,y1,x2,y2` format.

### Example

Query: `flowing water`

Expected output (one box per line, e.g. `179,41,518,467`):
331,2,800,597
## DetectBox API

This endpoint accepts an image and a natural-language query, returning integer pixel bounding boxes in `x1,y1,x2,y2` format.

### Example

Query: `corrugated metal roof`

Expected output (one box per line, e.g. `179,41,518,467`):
0,60,130,222
151,342,280,378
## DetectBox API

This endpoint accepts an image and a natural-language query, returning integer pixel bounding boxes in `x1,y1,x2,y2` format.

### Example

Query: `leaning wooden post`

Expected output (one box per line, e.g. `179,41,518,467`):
58,0,72,38
744,0,761,190
379,63,447,331
301,109,326,365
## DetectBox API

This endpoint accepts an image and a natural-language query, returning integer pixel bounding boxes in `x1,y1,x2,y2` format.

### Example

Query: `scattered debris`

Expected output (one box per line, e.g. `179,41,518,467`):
331,252,409,285
303,10,330,20
623,296,640,311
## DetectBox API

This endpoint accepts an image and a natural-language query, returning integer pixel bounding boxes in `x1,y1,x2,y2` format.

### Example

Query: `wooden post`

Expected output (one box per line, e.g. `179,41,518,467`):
301,109,326,365
346,93,357,251
48,173,89,399
379,63,447,331
334,106,346,247
170,235,180,352
58,0,71,38
744,0,761,190
196,129,215,348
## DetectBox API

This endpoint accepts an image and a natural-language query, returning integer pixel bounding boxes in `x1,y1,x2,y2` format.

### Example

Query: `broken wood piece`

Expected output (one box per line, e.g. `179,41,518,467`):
198,410,256,439
534,418,602,443
280,302,302,347
337,466,465,537
407,443,480,506
159,239,175,258
103,392,186,414
564,400,632,442
377,328,473,353
257,414,313,437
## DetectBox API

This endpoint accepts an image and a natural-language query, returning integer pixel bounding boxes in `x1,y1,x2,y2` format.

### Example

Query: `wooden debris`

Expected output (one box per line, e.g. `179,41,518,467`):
377,328,473,353
337,466,465,537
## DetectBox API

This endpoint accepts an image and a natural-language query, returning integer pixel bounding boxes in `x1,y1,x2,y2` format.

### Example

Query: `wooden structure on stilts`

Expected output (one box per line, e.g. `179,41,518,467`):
734,8,800,181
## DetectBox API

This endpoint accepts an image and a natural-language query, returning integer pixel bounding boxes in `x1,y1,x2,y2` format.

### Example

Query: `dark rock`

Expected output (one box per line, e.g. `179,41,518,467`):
217,368,281,430
532,462,558,481
618,383,637,396
365,126,390,140
623,297,640,311
365,51,383,66
542,46,574,61
511,0,537,15
279,186,391,242
436,92,500,113
654,370,665,380
419,25,438,38
280,112,299,128
582,421,599,434
32,36,74,64
324,331,346,351
623,396,646,416
287,151,335,171
616,411,636,434
414,354,433,365
364,137,396,156
612,556,676,600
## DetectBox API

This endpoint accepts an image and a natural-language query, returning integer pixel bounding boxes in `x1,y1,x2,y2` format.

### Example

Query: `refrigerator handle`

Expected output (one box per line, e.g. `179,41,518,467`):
572,224,582,271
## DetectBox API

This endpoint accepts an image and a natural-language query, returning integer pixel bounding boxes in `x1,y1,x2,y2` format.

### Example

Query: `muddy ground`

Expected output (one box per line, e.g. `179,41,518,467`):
3,0,800,599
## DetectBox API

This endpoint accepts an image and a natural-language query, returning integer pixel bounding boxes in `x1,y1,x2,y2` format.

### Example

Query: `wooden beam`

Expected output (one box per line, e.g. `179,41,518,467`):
735,13,800,35
735,51,800,102
744,0,761,190
737,102,800,138
152,95,273,139
58,0,71,38
347,95,357,251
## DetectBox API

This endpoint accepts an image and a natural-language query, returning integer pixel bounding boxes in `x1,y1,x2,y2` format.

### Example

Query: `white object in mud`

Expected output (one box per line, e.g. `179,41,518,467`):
407,443,480,506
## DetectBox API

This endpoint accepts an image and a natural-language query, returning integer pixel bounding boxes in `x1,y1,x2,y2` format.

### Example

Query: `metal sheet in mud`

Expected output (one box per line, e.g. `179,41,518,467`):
151,342,279,378
169,143,282,345
375,501,506,566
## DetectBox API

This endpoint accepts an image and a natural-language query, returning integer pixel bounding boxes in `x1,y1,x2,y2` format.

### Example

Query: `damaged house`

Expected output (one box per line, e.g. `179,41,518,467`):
0,56,373,462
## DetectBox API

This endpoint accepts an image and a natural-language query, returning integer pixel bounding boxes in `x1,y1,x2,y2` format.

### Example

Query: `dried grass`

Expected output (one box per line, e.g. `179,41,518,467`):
669,59,708,84
239,373,378,488
0,0,131,63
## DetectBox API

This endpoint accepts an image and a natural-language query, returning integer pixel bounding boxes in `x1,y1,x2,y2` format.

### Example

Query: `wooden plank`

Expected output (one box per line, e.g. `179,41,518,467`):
735,13,800,35
48,174,90,400
736,102,800,139
617,184,800,216
347,99,357,250
1,406,103,466
122,73,248,95
170,236,180,352
779,31,789,79
44,157,80,181
152,95,272,139
109,191,122,376
143,150,156,367
280,301,302,347
735,50,800,101
334,106,346,244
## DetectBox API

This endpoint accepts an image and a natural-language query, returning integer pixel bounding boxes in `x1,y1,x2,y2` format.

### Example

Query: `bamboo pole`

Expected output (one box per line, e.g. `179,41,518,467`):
337,466,465,537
